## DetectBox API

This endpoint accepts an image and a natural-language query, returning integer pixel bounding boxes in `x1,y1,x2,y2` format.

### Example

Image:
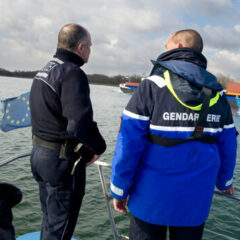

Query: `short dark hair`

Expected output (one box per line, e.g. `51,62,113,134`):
57,23,89,51
172,29,203,52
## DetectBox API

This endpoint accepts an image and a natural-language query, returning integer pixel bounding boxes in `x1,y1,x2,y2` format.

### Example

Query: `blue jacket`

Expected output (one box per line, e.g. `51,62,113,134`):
110,48,237,226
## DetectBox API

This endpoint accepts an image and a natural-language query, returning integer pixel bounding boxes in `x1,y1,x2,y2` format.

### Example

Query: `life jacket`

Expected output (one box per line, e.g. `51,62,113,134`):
148,70,220,147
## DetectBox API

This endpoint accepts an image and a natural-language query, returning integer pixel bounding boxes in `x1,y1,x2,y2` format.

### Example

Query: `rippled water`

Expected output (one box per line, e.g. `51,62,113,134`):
0,76,240,239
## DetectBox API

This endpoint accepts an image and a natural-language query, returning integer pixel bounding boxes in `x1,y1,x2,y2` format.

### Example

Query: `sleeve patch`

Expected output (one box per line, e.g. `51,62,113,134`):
223,123,235,129
111,182,123,196
225,178,233,187
146,75,166,88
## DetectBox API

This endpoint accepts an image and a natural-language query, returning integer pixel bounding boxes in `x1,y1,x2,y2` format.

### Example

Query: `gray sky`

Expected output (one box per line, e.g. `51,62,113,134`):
0,0,240,79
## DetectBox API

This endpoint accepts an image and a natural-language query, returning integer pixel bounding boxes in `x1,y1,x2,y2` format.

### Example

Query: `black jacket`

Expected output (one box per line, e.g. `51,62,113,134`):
30,48,106,155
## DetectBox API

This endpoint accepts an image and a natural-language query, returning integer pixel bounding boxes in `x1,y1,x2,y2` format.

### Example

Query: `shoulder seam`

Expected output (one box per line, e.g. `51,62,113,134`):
144,75,167,88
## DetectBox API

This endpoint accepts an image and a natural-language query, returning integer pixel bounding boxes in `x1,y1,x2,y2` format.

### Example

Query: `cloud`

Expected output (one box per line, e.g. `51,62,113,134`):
208,50,240,79
89,35,167,76
168,0,235,20
202,25,240,51
0,0,239,80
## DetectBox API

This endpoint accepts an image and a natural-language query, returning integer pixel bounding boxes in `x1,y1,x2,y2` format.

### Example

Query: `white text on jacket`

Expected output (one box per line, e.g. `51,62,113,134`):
163,112,221,122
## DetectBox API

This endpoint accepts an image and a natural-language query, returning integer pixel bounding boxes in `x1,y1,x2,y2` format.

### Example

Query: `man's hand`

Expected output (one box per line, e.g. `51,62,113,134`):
86,154,100,167
220,186,235,195
113,198,127,214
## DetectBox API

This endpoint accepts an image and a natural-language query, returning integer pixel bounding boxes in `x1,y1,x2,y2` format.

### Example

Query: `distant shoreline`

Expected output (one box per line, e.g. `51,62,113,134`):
0,70,142,86
1,72,239,111
0,75,120,88
1,69,239,89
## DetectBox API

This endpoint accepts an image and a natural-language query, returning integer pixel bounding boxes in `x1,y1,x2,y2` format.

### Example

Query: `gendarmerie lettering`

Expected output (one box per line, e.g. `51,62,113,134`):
162,112,221,122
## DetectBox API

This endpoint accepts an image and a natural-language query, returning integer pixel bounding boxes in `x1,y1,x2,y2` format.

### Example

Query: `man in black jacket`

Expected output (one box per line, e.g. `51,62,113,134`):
30,23,106,240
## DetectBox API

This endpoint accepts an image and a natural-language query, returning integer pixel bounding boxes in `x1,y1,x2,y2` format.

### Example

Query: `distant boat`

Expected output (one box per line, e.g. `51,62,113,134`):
225,82,240,98
119,82,139,94
225,82,240,113
119,81,240,113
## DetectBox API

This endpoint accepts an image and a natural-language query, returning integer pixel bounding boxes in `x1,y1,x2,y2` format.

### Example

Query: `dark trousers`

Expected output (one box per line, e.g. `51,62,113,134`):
30,144,86,240
129,215,205,240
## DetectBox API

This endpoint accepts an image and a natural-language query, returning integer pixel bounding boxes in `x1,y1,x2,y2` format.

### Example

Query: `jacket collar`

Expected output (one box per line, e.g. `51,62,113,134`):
54,48,84,67
155,48,207,69
152,48,223,91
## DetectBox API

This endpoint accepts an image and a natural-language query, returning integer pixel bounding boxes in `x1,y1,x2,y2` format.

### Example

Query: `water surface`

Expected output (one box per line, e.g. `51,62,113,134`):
0,76,239,239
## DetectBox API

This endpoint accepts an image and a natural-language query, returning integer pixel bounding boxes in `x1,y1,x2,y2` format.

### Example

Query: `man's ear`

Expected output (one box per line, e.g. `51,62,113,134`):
177,42,183,48
77,43,84,53
74,43,84,57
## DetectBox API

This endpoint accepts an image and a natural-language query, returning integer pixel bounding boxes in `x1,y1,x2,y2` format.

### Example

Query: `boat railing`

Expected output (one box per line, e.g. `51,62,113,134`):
0,152,129,239
95,160,129,240
1,152,239,240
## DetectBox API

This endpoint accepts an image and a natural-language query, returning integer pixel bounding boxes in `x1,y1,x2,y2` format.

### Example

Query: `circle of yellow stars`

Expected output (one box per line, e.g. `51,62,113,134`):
5,96,30,125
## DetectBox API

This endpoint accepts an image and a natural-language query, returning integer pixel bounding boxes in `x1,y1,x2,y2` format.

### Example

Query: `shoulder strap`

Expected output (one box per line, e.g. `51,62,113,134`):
192,87,211,138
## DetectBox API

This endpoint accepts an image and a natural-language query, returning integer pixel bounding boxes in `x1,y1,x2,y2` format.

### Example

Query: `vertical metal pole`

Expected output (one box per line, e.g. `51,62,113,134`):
97,165,119,240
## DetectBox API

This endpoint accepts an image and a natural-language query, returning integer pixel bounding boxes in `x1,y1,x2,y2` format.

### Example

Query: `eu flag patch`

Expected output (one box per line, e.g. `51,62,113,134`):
0,92,31,132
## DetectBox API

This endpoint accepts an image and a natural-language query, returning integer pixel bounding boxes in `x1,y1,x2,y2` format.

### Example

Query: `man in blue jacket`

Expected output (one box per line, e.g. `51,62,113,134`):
30,24,106,240
110,29,237,240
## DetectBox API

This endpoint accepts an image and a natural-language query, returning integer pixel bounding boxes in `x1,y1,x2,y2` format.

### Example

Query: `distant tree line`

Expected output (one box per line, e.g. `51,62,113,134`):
0,68,38,79
0,67,238,87
0,68,142,86
88,74,142,86
216,74,236,89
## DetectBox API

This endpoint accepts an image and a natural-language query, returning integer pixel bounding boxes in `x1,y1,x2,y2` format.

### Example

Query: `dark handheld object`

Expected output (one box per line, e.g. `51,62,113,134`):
70,143,95,175
74,144,95,164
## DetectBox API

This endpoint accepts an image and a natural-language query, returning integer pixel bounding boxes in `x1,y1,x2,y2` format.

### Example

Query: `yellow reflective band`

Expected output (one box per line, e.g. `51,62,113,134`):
209,91,220,106
163,70,220,111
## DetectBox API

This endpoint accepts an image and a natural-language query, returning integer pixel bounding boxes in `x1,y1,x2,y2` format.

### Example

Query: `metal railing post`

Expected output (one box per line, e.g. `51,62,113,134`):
97,164,119,240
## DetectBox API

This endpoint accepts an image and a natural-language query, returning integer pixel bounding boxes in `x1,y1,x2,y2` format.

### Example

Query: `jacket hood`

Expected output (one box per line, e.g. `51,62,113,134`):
152,48,223,91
